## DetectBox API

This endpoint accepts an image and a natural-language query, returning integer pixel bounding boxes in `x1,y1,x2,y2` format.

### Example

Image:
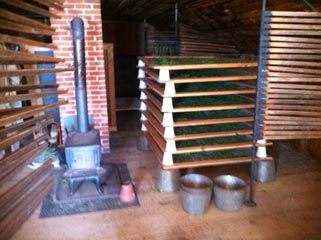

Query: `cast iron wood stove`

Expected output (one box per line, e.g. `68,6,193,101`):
63,17,106,196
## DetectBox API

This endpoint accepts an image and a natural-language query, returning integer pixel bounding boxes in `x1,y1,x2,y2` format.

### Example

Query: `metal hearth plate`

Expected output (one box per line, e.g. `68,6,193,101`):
40,164,139,218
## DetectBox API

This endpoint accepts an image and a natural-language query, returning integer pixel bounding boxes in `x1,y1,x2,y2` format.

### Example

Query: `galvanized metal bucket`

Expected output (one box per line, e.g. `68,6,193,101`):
254,159,276,183
213,175,246,212
155,165,180,192
180,174,213,215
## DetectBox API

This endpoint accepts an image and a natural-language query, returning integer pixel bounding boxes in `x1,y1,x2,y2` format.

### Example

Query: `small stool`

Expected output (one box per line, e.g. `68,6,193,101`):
63,168,106,196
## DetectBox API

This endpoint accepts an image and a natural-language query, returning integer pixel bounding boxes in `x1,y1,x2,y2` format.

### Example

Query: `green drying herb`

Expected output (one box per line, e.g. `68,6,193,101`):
174,123,251,135
173,148,251,163
153,57,236,65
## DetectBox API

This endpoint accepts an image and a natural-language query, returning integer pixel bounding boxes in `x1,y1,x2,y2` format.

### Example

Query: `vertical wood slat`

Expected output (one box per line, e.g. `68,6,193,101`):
103,43,117,131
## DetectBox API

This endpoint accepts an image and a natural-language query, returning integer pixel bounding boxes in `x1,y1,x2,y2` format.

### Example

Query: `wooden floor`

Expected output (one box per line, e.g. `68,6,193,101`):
12,112,321,240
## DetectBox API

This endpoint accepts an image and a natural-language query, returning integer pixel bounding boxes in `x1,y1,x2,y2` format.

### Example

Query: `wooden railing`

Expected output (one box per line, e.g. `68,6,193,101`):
138,56,273,170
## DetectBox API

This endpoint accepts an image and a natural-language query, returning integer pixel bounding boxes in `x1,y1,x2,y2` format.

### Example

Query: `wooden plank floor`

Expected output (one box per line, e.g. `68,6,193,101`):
12,112,321,240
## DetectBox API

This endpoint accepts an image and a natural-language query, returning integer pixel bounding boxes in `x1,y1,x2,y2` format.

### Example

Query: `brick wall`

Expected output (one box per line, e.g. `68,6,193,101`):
50,0,109,153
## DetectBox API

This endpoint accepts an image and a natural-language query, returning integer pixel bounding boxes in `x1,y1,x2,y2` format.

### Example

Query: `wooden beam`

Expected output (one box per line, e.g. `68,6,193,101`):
0,83,58,92
268,29,321,36
172,103,255,113
0,33,57,50
267,16,321,24
141,110,164,136
263,35,321,43
170,75,257,84
0,159,52,208
267,66,321,75
0,90,67,105
142,89,162,110
142,99,163,123
266,60,321,67
0,137,48,182
262,47,321,54
175,142,253,154
266,104,321,111
0,67,73,78
164,157,251,170
266,89,321,95
0,9,54,31
0,135,47,177
30,0,64,11
0,0,61,18
0,120,52,151
267,83,321,91
263,42,321,49
0,167,54,240
266,11,321,17
266,23,321,30
142,121,166,152
0,49,64,64
0,100,67,127
0,114,52,137
267,77,321,83
0,19,55,36
265,110,321,117
153,62,258,70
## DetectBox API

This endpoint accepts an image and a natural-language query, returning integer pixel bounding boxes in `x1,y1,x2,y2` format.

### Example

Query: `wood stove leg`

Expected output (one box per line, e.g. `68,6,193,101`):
94,176,104,194
67,179,75,196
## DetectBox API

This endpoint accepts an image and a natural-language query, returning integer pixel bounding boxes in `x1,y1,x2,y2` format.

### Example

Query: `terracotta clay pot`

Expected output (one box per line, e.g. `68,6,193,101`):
119,181,135,203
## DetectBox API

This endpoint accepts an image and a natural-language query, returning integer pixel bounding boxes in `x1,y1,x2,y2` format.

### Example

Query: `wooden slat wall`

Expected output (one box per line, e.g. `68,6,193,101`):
256,11,321,159
0,1,70,239
146,23,240,58
260,11,321,139
179,24,240,58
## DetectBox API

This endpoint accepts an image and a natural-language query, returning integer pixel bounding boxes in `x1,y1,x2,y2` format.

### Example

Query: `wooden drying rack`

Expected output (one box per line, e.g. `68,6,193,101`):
137,56,273,170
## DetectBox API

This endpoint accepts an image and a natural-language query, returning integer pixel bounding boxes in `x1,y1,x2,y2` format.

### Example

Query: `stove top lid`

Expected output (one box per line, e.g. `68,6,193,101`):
65,129,101,147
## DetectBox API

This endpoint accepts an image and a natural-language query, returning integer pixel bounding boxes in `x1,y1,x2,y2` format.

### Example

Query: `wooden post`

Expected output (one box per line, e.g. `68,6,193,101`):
103,44,117,131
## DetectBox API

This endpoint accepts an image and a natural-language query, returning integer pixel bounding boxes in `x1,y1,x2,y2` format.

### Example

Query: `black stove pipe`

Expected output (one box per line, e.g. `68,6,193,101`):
71,17,89,133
